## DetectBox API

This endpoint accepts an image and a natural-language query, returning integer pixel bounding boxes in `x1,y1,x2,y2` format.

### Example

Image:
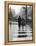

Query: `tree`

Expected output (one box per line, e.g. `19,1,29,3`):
8,7,13,21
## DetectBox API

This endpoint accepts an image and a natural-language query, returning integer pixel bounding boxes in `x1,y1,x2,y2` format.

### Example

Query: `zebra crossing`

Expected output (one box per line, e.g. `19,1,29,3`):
9,21,32,41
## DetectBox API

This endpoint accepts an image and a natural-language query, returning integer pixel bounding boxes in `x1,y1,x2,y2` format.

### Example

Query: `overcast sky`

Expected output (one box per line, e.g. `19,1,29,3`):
9,5,26,14
9,5,32,17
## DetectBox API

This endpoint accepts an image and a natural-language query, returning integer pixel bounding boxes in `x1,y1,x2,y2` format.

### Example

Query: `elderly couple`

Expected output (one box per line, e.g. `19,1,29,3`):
18,16,25,31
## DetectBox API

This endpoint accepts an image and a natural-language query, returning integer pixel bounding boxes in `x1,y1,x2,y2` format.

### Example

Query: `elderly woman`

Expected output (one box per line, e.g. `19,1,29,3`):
22,18,25,31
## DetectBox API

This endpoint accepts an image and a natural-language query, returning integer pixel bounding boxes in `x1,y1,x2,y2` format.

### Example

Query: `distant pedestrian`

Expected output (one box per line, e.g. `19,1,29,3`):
22,18,25,31
18,16,21,31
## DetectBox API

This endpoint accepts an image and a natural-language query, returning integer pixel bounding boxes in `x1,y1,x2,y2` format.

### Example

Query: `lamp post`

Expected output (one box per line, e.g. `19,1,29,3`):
25,5,27,24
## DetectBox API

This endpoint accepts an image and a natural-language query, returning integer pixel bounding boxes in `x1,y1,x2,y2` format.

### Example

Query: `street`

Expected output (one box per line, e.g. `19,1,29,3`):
9,21,32,41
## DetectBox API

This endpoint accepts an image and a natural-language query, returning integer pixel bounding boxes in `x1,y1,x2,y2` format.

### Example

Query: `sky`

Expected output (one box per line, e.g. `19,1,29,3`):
9,5,32,17
9,5,26,15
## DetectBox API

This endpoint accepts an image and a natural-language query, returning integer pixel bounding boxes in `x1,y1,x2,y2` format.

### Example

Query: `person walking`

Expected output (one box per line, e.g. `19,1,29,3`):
22,18,25,31
18,16,21,31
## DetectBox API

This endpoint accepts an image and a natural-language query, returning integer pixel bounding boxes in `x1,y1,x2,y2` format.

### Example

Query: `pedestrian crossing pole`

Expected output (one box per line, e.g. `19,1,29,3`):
25,5,27,31
25,5,27,24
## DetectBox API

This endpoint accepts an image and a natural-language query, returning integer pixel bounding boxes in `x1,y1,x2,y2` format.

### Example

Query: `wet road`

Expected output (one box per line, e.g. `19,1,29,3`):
9,21,32,41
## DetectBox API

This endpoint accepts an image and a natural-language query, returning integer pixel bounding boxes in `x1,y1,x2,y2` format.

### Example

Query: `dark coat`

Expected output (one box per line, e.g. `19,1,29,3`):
22,18,25,26
18,16,21,26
